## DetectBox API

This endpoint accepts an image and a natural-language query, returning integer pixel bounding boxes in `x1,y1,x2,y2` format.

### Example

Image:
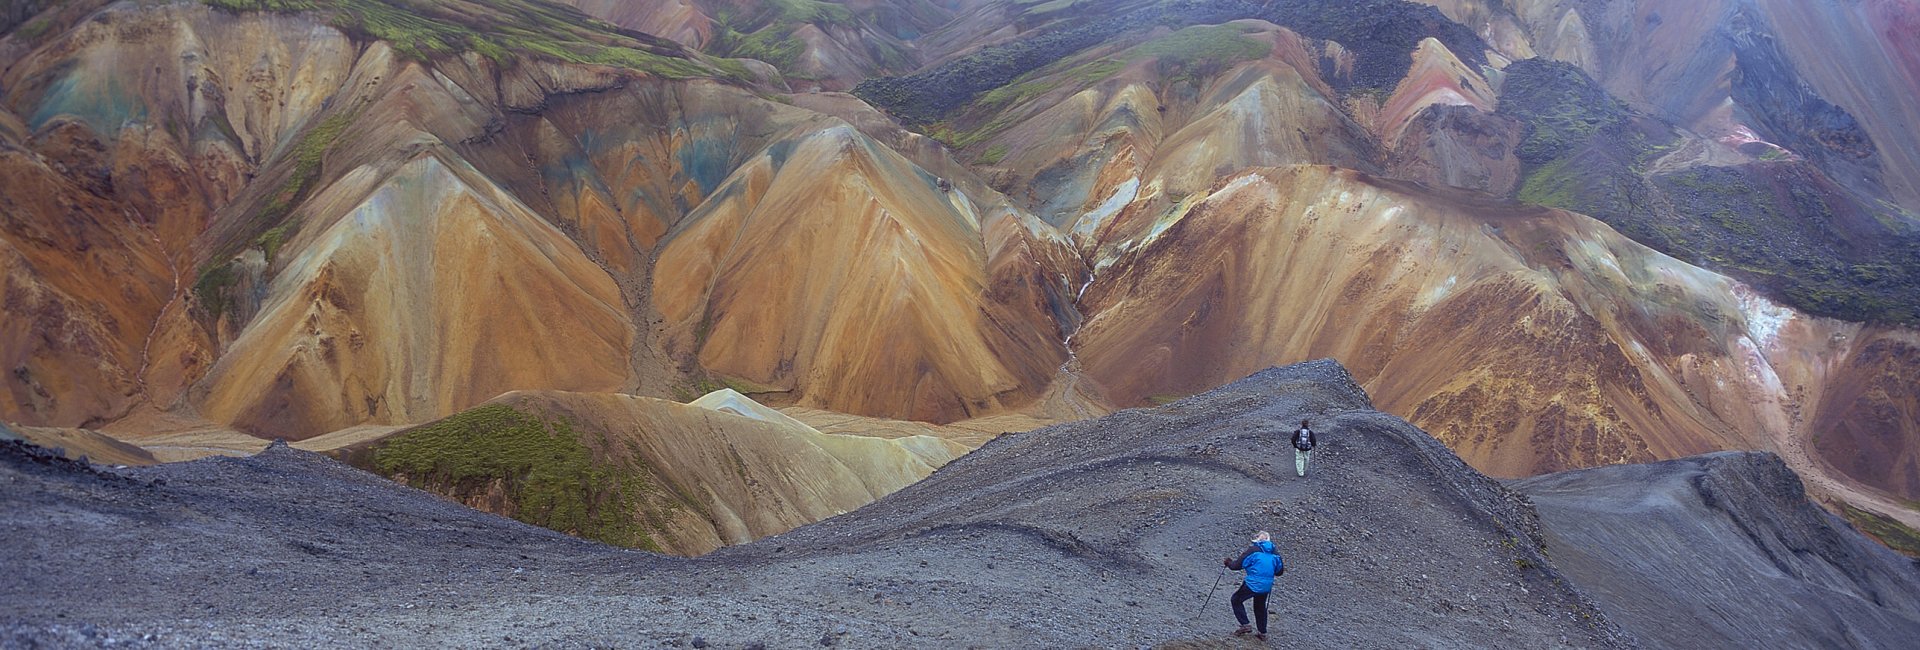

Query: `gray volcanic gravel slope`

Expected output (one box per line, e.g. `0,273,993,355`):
1515,453,1920,650
9,360,1631,648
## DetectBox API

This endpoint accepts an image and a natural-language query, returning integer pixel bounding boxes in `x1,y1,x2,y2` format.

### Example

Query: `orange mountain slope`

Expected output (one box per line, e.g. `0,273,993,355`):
1,0,1917,529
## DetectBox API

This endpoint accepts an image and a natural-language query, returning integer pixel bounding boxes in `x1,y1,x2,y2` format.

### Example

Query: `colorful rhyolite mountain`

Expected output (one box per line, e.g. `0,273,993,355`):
2,0,1917,548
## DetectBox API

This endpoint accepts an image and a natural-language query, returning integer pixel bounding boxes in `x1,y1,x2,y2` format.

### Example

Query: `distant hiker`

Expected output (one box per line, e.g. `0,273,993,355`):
1292,419,1317,477
1222,531,1284,639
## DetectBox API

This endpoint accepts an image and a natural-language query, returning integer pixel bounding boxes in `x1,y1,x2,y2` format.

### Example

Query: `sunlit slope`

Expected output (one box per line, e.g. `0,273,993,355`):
2,424,159,466
337,389,965,555
901,9,1920,491
0,2,679,433
0,2,343,427
192,153,635,440
2,0,1071,437
934,22,1516,261
945,22,1377,233
3,0,1918,515
1073,165,1868,478
653,121,1066,422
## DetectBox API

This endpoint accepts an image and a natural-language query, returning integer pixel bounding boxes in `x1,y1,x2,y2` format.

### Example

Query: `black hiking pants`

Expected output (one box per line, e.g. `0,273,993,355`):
1230,584,1270,633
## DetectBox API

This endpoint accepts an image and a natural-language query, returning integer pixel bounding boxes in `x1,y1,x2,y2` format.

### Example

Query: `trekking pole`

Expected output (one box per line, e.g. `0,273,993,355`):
1198,568,1229,617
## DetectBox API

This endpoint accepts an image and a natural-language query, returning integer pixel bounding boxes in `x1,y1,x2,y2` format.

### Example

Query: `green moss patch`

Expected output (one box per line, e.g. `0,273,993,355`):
368,404,679,550
1516,157,1578,209
1131,24,1269,71
768,0,854,27
706,0,917,76
671,377,727,402
254,221,297,264
1840,505,1920,558
1654,166,1920,324
192,261,240,321
200,104,355,306
1501,55,1920,326
15,16,54,39
713,23,806,71
1498,59,1630,165
976,144,1010,165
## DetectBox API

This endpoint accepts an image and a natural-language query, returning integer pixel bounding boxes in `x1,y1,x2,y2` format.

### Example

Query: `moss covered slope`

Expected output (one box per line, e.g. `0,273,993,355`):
201,0,716,76
1499,59,1920,325
362,403,678,550
339,391,965,555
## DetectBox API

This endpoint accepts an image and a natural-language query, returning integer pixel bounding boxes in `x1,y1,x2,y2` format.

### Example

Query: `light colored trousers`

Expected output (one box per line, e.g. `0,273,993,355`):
1295,449,1311,476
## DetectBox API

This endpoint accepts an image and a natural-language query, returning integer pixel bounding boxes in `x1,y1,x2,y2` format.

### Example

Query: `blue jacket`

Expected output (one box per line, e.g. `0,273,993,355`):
1230,540,1283,593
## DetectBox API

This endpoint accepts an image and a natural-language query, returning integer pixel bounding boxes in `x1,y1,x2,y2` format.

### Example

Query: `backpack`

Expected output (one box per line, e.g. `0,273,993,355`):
1292,428,1314,451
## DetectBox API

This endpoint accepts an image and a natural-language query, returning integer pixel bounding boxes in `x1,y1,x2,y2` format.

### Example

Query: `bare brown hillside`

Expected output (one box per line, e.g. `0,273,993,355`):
2,0,1918,527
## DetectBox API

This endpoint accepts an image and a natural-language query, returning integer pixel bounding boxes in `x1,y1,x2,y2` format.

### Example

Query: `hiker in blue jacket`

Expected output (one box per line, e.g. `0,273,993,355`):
1222,531,1284,639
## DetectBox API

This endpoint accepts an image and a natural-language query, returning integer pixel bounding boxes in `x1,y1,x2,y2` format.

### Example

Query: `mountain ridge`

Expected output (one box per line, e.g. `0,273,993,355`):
5,361,1917,647
4,0,1920,550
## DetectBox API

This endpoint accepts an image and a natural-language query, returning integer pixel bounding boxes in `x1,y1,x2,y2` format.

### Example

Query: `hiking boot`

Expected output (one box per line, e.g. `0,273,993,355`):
1255,632,1267,641
1234,624,1252,636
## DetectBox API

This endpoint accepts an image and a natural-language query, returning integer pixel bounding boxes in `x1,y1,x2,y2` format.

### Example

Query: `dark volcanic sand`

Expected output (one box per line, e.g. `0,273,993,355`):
5,361,1908,648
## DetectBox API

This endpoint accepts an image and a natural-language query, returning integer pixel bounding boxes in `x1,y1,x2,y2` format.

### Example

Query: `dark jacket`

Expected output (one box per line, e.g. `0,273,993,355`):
1223,540,1283,593
1292,427,1316,451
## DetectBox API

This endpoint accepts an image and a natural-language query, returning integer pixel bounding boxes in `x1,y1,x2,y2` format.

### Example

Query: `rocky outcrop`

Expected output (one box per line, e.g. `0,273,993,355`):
1516,451,1920,648
1388,103,1522,194
1414,0,1920,211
